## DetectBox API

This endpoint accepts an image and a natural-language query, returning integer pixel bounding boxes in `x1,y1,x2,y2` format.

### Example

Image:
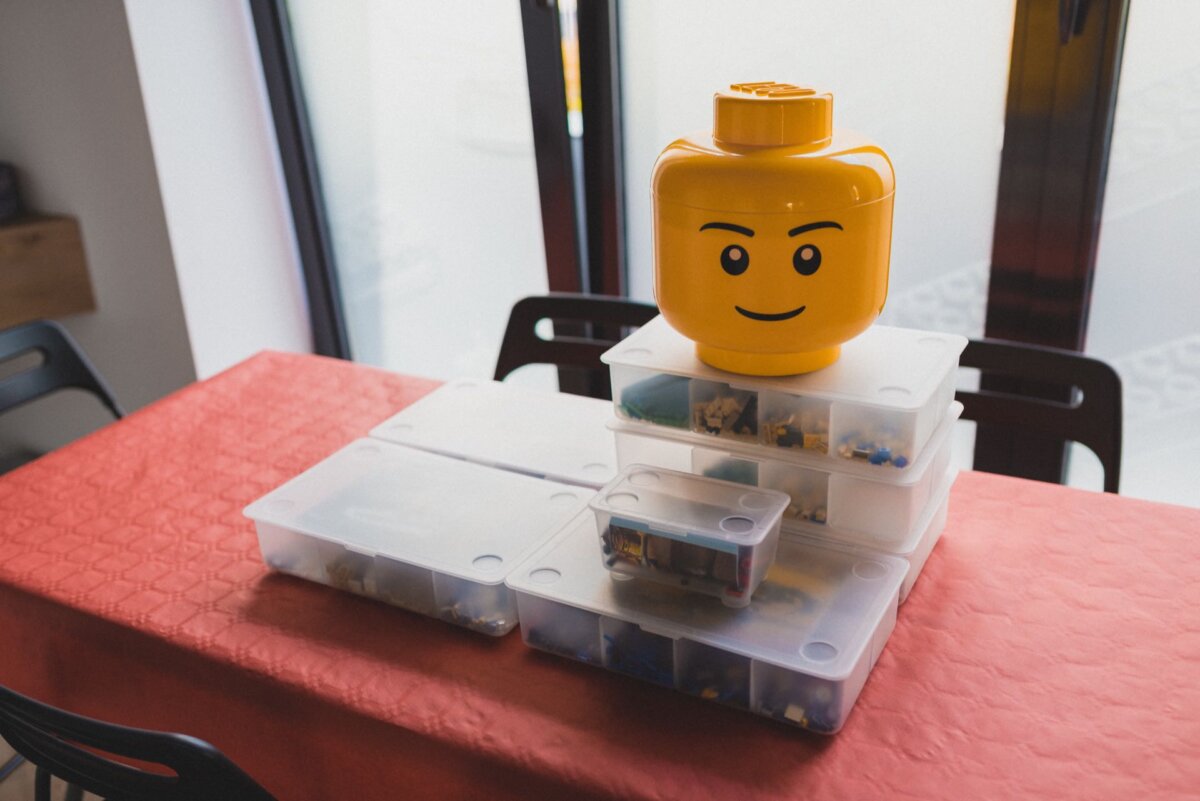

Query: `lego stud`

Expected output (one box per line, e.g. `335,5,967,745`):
801,641,838,661
718,515,755,533
606,492,639,508
628,469,661,486
714,82,832,147
529,568,560,585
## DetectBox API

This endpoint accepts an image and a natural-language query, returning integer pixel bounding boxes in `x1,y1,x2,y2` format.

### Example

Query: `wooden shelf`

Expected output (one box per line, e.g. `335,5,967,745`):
0,214,95,328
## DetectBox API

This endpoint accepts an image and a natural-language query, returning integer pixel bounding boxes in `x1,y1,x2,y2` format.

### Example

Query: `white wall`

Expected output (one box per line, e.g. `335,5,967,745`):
124,0,312,379
0,0,196,452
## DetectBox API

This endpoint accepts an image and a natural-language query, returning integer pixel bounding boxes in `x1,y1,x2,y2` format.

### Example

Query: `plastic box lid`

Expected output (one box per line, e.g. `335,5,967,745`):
591,466,789,548
508,512,906,680
602,316,967,412
370,379,618,488
244,439,592,585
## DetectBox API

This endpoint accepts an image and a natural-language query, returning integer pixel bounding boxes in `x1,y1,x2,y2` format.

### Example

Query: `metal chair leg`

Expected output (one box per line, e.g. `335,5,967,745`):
34,765,51,801
0,752,24,781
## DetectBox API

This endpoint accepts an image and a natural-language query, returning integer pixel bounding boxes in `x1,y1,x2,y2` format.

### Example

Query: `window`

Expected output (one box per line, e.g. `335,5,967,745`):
255,0,1198,506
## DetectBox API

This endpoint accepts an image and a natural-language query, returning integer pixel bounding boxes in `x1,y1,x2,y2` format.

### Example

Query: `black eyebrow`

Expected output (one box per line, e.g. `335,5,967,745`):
788,221,843,237
700,222,755,237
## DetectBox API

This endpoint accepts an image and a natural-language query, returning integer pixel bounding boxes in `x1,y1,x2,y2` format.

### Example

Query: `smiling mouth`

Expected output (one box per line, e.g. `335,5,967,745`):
735,305,806,322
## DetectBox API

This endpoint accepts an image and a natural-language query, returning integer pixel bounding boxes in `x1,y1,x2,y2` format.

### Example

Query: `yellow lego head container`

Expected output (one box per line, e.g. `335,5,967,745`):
653,82,895,375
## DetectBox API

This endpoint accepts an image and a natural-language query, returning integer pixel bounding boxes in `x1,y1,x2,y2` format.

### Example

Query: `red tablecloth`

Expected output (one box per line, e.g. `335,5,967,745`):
1,351,1197,800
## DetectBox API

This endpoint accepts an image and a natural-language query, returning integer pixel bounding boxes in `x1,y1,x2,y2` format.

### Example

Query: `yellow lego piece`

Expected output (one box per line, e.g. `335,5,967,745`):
802,432,829,453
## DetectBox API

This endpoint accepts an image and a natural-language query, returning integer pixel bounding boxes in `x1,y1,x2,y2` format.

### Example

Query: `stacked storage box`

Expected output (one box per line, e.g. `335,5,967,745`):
603,316,965,602
369,378,619,488
245,381,619,636
506,316,966,732
591,466,792,608
244,438,593,635
244,320,964,733
509,511,907,733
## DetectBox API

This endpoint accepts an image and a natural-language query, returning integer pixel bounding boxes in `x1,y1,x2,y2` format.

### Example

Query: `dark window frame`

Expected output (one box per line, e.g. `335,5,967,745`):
249,0,350,359
976,0,1129,484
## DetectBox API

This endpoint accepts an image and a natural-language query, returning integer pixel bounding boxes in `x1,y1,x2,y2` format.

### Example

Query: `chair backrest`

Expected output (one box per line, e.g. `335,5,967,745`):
494,293,660,400
0,684,276,801
956,337,1122,493
0,320,124,419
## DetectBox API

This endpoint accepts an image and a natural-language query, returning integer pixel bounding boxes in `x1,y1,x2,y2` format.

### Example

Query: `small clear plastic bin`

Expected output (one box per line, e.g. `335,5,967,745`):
507,512,906,734
604,316,966,470
786,467,957,604
370,378,617,488
591,466,790,608
610,402,962,548
244,439,590,636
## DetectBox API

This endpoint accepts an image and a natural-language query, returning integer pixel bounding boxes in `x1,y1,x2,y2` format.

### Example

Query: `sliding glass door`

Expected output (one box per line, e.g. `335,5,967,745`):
1077,1,1200,504
277,0,549,381
617,1,1016,341
255,0,1199,506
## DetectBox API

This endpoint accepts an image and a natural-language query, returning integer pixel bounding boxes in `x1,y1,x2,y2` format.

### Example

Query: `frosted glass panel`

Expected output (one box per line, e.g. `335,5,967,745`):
619,0,1015,340
1080,2,1200,507
287,1,548,380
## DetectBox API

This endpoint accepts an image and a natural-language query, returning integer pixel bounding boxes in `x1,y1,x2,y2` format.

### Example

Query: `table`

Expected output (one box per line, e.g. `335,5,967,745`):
1,351,1196,800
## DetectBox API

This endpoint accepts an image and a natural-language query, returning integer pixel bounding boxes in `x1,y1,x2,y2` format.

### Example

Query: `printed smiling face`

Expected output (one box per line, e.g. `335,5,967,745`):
653,196,893,375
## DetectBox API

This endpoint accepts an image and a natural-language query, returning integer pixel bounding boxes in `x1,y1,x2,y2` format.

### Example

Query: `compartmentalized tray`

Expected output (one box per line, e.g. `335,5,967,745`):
508,512,906,734
592,466,789,608
370,378,618,488
610,402,961,548
603,316,965,471
244,439,591,635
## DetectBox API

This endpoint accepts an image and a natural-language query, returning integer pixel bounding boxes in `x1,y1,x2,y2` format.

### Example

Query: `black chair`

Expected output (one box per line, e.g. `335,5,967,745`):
494,293,659,400
0,321,127,775
956,337,1123,493
0,684,276,801
0,320,124,419
493,297,1123,490
0,320,124,473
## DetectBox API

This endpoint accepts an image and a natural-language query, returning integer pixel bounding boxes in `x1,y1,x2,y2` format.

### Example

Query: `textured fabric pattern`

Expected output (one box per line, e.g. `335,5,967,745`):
1,351,1196,800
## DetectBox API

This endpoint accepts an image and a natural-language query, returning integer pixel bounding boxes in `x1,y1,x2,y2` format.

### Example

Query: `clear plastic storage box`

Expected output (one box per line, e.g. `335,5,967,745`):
244,439,590,635
370,378,617,488
603,316,966,470
507,512,906,734
591,466,790,608
787,467,956,603
609,402,962,548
